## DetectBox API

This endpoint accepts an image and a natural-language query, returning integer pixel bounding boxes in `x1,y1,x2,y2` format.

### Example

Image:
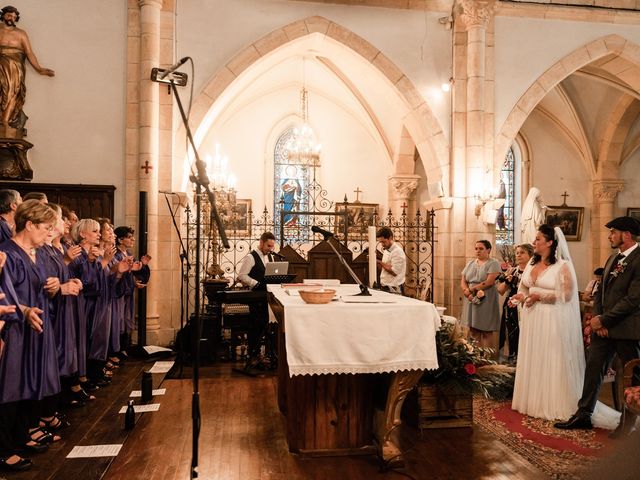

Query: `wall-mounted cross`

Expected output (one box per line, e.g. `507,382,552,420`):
561,191,569,206
401,202,408,211
141,160,153,174
353,187,362,202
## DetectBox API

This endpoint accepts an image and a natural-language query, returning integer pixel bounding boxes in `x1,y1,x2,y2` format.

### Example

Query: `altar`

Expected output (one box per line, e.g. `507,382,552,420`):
268,285,440,465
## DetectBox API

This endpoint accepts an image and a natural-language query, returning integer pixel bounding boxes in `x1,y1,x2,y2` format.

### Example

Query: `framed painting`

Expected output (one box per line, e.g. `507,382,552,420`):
335,202,378,240
544,206,584,241
626,208,640,223
227,198,251,237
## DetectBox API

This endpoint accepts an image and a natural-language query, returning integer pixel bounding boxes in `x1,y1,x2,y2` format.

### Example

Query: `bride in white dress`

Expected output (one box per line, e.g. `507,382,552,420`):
511,224,620,429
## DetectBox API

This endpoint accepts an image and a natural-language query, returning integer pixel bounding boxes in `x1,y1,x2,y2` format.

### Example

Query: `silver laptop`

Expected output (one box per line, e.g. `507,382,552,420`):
265,261,289,275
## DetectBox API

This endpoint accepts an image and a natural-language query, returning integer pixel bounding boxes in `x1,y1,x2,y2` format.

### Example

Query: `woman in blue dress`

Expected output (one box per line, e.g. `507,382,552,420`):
460,239,501,351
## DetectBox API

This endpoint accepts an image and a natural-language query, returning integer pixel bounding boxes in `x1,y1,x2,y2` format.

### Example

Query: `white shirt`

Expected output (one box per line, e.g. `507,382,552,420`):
237,249,271,288
618,242,638,259
380,242,406,287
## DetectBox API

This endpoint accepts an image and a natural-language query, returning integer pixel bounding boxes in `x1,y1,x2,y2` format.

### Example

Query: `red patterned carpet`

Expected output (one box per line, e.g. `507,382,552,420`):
473,397,614,479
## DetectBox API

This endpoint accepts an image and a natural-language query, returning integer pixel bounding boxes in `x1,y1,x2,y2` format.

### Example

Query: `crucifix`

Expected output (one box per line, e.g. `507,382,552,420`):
353,187,362,203
401,201,408,213
561,191,569,206
141,160,153,174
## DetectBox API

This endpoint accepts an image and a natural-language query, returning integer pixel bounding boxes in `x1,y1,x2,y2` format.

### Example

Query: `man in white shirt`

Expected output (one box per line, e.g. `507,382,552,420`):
376,226,406,295
237,232,276,369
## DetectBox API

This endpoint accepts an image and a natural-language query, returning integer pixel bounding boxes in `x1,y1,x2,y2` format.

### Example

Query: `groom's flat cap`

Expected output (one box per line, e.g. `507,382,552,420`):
605,216,640,235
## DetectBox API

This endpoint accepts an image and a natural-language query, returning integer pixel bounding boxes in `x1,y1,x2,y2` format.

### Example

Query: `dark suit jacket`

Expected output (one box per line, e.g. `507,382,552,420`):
595,244,640,339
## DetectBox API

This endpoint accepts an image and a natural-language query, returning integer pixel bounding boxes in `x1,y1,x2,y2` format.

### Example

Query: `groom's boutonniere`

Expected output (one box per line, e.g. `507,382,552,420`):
610,260,627,278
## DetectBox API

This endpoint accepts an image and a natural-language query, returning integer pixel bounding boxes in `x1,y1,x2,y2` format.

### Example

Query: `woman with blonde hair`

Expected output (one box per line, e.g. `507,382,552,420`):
0,200,62,468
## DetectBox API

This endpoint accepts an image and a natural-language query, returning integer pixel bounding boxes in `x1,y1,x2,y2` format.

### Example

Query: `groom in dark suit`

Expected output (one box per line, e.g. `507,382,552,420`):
555,216,640,436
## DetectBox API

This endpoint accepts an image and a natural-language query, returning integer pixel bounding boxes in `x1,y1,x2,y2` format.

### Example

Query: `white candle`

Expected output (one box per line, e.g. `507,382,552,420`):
368,226,377,287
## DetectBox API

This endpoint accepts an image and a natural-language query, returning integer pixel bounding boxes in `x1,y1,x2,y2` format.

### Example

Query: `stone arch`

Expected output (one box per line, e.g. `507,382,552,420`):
494,34,640,173
597,95,640,177
178,16,448,189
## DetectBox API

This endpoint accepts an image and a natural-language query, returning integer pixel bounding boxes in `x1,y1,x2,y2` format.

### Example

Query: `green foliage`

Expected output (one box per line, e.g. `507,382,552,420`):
422,322,515,401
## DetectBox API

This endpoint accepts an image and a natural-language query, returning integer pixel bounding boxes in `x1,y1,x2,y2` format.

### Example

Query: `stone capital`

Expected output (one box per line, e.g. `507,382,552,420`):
593,181,624,202
458,0,498,29
389,174,420,200
138,0,162,8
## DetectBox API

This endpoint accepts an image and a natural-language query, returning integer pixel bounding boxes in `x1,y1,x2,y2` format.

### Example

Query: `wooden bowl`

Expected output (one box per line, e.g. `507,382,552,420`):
299,288,336,304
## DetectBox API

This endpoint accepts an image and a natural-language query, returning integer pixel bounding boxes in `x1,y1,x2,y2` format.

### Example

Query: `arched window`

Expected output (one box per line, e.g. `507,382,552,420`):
273,127,311,241
495,147,518,246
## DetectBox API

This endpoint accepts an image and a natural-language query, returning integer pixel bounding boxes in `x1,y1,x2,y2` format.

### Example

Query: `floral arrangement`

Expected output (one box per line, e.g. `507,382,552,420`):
421,322,515,400
469,289,485,304
610,260,627,278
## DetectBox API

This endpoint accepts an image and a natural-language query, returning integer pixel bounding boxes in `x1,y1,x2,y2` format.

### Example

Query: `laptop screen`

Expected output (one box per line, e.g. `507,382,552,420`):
265,261,289,275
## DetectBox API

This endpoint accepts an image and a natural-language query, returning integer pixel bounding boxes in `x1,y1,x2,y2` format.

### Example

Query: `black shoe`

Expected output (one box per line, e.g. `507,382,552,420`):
554,412,593,430
609,420,635,439
0,456,33,471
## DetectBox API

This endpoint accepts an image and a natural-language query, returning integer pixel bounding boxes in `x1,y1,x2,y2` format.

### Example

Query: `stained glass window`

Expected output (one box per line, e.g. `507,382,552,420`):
274,128,310,242
496,147,515,245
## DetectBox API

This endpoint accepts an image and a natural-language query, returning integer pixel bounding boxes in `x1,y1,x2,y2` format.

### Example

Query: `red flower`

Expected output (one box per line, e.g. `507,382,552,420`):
464,363,477,375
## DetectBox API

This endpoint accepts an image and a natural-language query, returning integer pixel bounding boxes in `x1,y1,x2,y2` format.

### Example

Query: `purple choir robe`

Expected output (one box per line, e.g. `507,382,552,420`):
68,249,99,377
119,249,151,333
0,269,25,404
0,240,60,401
71,250,116,362
0,217,12,242
89,257,118,361
38,244,78,377
110,250,130,353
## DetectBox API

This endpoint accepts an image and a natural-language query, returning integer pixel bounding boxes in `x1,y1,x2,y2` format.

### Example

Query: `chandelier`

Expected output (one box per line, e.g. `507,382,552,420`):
284,86,322,167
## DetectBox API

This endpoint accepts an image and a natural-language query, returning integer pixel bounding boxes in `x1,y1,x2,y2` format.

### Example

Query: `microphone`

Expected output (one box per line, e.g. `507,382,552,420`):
271,251,286,260
311,225,334,239
158,190,178,195
158,57,189,80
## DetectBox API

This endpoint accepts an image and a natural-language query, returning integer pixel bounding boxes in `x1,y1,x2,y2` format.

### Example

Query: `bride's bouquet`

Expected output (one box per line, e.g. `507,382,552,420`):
470,289,485,304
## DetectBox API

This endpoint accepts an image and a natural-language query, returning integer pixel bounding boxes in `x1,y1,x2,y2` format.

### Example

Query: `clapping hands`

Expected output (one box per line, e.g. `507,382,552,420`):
64,245,82,264
44,277,61,297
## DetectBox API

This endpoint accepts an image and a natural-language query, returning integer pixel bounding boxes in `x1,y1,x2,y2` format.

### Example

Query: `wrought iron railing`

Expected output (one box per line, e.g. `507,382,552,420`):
183,187,436,310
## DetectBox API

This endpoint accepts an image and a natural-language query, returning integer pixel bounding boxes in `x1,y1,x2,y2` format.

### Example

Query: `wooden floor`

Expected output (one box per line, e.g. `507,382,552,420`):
104,364,547,480
20,359,628,479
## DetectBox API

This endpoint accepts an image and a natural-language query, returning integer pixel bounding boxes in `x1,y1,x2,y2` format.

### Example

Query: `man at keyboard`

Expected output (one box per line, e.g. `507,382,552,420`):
237,232,276,371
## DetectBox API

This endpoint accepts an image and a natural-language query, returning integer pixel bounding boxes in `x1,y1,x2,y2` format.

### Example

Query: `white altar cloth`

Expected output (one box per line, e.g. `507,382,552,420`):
269,285,440,377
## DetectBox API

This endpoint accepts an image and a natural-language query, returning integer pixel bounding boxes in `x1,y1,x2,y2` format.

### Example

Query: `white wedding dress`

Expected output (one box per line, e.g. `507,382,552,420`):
512,240,620,429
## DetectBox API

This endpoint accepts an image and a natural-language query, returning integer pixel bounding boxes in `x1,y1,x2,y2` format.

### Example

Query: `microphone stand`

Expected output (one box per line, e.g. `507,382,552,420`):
161,192,190,378
165,74,230,480
315,232,371,296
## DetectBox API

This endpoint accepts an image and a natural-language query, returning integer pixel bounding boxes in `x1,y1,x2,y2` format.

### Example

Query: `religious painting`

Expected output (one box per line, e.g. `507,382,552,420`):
544,206,584,241
627,208,640,223
228,199,251,237
273,128,311,242
335,202,378,240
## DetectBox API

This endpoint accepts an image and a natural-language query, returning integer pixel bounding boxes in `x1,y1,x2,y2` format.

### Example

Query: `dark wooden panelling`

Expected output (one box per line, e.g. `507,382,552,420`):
0,182,115,221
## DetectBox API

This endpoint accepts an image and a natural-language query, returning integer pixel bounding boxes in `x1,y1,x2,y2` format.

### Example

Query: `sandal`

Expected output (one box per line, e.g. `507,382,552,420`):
74,387,96,402
39,415,70,431
29,427,56,445
0,456,33,471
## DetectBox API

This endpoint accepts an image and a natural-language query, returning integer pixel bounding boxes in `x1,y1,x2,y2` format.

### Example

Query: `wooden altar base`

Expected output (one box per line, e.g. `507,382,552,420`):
284,372,376,455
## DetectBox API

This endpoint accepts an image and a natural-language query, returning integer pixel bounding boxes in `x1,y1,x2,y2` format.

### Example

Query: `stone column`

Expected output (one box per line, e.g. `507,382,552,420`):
388,174,420,218
460,0,496,206
459,0,496,233
138,0,161,343
444,0,496,319
593,181,624,267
